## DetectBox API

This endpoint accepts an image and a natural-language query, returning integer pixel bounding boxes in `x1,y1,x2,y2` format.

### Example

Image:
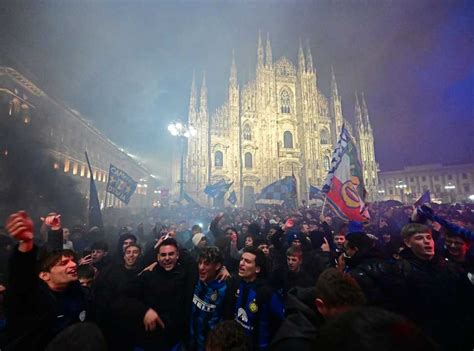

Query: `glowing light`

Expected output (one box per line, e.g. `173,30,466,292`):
469,195,474,201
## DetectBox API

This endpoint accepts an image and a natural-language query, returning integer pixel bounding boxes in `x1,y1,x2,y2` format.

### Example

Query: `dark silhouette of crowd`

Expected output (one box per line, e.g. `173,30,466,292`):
0,200,473,350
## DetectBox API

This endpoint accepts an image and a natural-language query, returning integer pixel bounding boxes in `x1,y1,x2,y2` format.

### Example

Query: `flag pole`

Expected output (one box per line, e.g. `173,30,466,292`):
321,195,327,216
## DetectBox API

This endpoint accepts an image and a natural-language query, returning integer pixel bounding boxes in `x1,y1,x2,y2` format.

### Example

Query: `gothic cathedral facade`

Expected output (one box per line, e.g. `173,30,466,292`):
185,34,378,207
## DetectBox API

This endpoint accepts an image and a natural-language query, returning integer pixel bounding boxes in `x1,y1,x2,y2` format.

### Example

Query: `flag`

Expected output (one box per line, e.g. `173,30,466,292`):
414,190,431,207
258,176,297,208
204,180,233,198
106,164,138,204
181,192,200,207
322,126,369,222
309,185,325,201
228,190,237,205
85,152,103,229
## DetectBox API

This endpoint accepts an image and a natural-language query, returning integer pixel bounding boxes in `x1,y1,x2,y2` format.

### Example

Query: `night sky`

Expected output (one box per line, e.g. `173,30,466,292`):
1,0,473,176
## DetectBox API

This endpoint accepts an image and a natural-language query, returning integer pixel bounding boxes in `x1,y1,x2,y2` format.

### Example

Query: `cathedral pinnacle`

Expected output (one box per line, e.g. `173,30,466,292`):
200,71,207,115
355,92,364,129
257,31,264,68
265,33,272,68
298,39,305,72
361,92,372,130
189,70,197,118
306,41,313,73
230,49,237,87
331,66,339,97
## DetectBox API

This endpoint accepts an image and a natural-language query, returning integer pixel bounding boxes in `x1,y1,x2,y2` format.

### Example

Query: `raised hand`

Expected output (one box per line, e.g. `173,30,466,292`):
143,308,165,331
6,210,34,242
40,212,62,230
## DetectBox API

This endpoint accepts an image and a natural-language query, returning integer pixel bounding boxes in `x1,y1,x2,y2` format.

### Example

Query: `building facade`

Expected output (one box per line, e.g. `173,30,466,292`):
0,66,155,209
184,34,378,206
378,163,474,204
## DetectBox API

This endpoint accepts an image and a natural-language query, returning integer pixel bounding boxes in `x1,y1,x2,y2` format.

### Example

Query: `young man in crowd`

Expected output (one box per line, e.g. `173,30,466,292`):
188,247,232,351
5,211,88,350
233,246,284,350
270,268,366,350
116,238,195,351
399,223,473,350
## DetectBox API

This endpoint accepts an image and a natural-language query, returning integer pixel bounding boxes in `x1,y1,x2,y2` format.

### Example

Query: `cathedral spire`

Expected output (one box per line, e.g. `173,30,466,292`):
361,92,372,130
331,66,339,97
230,49,237,87
306,41,313,73
298,39,305,72
189,70,197,118
355,92,364,129
200,71,207,115
257,31,264,68
265,32,272,68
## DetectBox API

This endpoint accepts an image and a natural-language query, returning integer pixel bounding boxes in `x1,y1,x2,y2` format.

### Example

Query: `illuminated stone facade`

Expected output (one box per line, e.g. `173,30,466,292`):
185,34,378,207
0,66,153,208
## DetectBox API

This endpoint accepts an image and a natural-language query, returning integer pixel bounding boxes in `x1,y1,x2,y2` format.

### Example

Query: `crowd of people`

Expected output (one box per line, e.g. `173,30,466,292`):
0,200,473,350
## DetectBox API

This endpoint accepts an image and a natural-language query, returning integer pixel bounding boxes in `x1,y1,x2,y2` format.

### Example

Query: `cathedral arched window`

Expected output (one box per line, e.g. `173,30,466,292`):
215,151,223,168
243,124,252,141
244,152,253,168
280,90,291,114
320,128,329,145
323,156,330,171
283,131,293,148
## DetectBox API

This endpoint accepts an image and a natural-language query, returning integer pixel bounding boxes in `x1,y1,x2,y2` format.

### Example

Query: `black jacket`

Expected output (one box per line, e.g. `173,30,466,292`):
270,287,324,351
5,246,87,350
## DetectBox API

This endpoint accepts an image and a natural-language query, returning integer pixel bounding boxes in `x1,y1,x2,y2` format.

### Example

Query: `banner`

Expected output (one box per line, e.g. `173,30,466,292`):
258,176,297,208
106,164,138,204
204,180,233,199
322,126,369,222
309,185,325,201
85,152,103,229
228,190,237,205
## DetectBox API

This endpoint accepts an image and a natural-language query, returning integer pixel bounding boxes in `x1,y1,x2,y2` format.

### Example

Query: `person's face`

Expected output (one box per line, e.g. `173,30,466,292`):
245,236,254,247
324,216,332,225
300,224,310,234
157,245,179,271
40,255,78,291
91,249,107,262
62,228,70,240
333,235,346,249
268,228,277,237
343,241,357,258
238,252,260,281
124,246,141,269
197,237,207,249
198,259,221,283
258,244,270,256
287,254,302,272
404,232,435,260
122,238,135,252
291,239,302,248
445,236,469,260
382,234,391,243
79,277,93,288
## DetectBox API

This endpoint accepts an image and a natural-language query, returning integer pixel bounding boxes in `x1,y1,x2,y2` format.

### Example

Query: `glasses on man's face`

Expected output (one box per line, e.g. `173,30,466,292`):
445,240,464,247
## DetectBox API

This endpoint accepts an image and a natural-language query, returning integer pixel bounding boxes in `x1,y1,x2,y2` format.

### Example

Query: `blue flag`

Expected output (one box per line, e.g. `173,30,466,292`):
414,190,431,207
204,180,233,198
228,190,237,205
106,164,138,204
258,176,297,207
85,152,103,229
309,185,325,201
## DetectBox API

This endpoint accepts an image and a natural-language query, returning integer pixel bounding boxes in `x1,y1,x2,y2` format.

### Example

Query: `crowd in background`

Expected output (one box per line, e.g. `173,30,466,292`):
0,200,473,350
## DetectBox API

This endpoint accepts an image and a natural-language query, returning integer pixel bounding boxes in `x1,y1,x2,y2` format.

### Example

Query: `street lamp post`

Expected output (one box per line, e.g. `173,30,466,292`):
168,121,196,201
395,181,407,204
444,183,456,203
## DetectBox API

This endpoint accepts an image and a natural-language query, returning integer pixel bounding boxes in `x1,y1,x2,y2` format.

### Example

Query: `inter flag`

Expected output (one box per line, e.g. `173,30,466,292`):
414,190,431,207
258,176,297,207
309,185,325,201
204,180,233,198
85,152,103,229
322,126,369,222
106,164,138,204
228,190,237,205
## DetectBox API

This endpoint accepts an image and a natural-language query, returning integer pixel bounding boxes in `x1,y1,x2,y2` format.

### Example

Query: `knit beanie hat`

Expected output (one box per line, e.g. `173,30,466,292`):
192,233,206,247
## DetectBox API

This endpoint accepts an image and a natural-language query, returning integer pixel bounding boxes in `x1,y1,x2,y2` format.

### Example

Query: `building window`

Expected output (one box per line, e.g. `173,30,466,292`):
243,124,252,141
280,89,291,114
462,173,468,180
320,128,329,145
215,151,223,167
410,177,414,182
244,153,253,168
389,189,393,195
434,175,439,181
323,156,330,171
464,184,470,193
435,185,441,193
421,176,426,181
72,162,78,176
283,131,293,148
64,158,70,173
80,164,86,177
447,174,453,180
